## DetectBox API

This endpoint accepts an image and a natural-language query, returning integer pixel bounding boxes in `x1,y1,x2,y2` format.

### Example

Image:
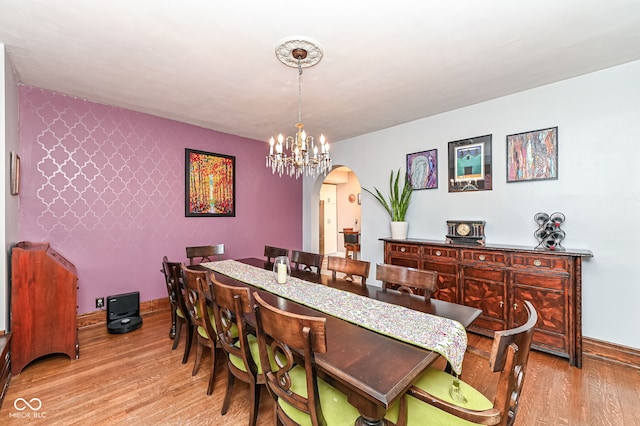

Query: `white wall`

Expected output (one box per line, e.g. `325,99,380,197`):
303,60,640,350
2,45,20,332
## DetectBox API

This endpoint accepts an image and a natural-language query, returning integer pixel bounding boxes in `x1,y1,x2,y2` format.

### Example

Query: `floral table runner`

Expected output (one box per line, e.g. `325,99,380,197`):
201,259,468,374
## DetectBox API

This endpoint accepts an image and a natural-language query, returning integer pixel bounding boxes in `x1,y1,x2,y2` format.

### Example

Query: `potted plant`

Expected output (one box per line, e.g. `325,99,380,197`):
363,168,413,239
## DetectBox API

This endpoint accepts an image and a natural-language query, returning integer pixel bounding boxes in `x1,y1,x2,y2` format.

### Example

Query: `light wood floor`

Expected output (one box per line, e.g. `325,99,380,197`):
1,310,638,425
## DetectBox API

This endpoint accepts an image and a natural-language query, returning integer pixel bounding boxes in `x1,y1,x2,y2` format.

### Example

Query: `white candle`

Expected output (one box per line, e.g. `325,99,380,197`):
277,263,287,284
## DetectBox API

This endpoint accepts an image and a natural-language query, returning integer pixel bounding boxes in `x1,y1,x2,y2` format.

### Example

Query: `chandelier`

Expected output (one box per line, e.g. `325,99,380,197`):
267,38,331,179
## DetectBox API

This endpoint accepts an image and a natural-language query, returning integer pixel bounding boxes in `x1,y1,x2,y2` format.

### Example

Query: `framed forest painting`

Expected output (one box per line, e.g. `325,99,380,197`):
185,149,235,217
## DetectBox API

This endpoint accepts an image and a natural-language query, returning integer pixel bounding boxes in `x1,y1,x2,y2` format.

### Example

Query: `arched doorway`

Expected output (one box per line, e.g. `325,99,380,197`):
317,166,361,256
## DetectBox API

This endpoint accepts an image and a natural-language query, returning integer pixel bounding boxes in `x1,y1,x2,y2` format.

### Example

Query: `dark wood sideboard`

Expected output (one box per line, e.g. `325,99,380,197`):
10,242,79,375
382,238,593,367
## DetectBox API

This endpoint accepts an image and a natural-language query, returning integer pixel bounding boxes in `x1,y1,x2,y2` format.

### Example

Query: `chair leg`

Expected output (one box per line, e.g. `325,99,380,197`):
172,317,183,350
182,324,193,364
249,382,261,426
169,306,177,339
221,367,236,415
192,343,202,376
206,345,216,396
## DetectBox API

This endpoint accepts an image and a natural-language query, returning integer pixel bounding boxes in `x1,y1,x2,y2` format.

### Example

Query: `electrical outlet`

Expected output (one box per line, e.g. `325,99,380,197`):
96,297,105,309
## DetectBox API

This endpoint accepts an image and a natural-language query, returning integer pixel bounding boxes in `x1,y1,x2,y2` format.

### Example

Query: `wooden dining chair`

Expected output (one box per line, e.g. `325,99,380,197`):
376,263,438,300
252,292,361,426
264,245,289,264
210,278,265,426
291,250,323,275
186,244,225,266
161,256,193,364
180,264,220,395
343,229,361,260
327,256,370,285
386,301,538,426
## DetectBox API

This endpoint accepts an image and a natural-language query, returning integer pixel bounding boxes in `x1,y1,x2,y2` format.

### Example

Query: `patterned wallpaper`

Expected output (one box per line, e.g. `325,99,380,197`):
18,86,302,314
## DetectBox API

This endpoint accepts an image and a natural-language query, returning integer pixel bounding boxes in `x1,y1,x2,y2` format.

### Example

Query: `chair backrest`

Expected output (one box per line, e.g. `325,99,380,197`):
490,300,538,425
186,244,225,265
291,250,324,275
161,256,188,314
264,245,289,264
343,230,360,246
180,265,216,340
375,263,438,299
210,278,258,377
407,301,537,426
327,256,370,285
253,291,328,425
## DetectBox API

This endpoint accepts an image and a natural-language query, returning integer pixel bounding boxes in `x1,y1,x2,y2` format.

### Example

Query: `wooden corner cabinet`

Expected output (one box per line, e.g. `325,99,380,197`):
10,242,79,375
382,238,593,367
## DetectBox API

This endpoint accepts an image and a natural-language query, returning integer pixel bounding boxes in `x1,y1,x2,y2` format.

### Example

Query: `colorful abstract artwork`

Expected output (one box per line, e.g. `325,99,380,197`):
185,149,235,217
507,127,558,183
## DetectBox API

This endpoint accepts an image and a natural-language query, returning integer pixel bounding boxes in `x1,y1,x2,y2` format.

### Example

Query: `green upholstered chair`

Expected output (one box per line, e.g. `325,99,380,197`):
376,262,438,300
210,278,266,426
386,301,538,426
186,244,225,266
161,256,193,364
180,264,221,395
291,250,323,275
253,292,361,426
327,256,370,286
263,245,289,265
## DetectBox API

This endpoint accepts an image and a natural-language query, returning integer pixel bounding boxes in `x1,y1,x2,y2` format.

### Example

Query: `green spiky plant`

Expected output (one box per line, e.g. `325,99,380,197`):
363,168,413,222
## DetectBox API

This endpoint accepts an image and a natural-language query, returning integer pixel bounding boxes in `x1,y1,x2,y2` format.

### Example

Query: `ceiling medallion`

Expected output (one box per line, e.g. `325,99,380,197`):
274,37,323,68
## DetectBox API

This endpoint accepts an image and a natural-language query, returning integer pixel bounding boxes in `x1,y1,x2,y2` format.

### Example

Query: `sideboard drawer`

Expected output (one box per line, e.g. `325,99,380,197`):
422,246,458,260
461,249,507,265
386,243,420,257
512,254,569,272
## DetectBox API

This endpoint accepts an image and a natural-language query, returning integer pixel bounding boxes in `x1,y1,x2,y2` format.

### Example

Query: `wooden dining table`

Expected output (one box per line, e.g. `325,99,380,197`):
200,257,481,426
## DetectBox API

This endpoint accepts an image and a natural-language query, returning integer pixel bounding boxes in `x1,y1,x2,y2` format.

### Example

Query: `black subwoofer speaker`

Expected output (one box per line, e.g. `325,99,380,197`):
106,291,142,334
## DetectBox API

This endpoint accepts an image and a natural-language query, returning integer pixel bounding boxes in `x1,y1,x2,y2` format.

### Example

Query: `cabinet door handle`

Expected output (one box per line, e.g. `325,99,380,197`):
499,301,504,308
400,247,406,253
435,250,442,256
533,259,542,267
513,303,518,311
479,255,486,261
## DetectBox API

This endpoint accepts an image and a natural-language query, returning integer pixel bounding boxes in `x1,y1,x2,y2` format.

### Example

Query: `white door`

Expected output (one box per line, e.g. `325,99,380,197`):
320,184,338,254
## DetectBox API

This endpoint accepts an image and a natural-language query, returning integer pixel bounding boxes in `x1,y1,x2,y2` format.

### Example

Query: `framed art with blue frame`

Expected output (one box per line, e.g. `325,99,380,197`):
406,148,438,190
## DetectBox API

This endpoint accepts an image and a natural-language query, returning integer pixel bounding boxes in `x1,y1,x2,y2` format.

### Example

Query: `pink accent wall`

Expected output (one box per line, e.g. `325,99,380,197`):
18,86,302,314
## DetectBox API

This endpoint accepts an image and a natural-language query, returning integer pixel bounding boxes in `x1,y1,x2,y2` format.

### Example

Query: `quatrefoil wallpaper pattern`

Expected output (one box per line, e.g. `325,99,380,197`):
18,86,302,314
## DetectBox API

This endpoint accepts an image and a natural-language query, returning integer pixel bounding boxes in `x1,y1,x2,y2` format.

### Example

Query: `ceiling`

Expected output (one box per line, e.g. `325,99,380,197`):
1,1,639,144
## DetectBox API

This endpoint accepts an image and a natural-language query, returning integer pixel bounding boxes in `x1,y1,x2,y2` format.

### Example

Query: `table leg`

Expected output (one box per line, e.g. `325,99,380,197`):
356,417,387,426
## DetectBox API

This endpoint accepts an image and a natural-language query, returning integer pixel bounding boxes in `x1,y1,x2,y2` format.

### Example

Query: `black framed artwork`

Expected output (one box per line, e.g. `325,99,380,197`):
506,126,558,183
447,134,492,192
185,148,236,217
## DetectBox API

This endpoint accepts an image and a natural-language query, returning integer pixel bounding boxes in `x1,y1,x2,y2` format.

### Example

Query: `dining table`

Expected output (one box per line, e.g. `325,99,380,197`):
199,257,481,426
